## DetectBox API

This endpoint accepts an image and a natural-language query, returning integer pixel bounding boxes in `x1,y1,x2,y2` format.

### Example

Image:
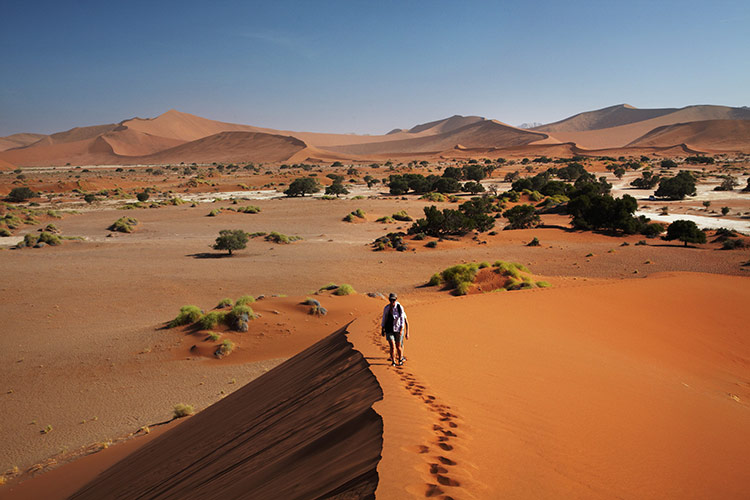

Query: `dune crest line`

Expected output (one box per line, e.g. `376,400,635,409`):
69,324,384,500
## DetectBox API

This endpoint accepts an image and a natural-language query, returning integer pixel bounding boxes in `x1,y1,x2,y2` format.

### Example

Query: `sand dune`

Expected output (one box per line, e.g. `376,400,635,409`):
325,119,551,155
98,127,186,157
137,130,309,164
0,133,47,152
120,109,262,142
69,327,383,500
0,137,119,167
536,105,750,149
627,119,750,152
349,272,750,499
0,158,17,171
20,124,118,150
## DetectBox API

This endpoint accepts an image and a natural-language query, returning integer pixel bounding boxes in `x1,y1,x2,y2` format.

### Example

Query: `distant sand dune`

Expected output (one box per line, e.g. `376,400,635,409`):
69,327,384,500
0,133,47,152
627,119,750,152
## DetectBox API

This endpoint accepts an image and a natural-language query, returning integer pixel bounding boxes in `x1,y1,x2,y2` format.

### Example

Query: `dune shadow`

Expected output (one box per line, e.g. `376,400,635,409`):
186,252,233,259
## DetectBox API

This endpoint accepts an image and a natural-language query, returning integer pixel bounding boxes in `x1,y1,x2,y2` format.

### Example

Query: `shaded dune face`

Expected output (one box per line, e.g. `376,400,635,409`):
69,326,384,500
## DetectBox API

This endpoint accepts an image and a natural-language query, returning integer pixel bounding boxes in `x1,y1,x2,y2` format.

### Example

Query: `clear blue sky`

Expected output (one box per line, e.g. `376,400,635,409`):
1,0,748,136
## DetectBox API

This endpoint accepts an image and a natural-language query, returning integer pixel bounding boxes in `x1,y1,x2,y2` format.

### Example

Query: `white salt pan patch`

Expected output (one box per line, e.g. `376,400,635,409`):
635,211,750,234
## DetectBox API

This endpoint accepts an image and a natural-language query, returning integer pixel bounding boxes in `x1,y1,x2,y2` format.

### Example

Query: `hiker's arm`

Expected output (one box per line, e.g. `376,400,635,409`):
404,317,409,340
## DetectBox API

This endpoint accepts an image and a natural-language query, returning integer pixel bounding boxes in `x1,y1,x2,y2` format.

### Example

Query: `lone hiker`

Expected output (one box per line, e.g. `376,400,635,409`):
381,293,409,366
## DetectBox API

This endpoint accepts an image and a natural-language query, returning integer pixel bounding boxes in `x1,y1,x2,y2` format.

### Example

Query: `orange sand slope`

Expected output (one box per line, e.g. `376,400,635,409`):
627,119,750,152
69,327,383,500
534,104,750,149
349,272,750,499
0,133,47,152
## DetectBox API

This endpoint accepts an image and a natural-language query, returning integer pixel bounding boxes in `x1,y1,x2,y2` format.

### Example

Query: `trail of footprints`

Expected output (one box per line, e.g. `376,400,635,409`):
372,332,466,499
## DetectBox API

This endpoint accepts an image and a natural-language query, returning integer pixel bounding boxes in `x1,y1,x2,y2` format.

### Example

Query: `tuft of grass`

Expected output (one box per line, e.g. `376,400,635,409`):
536,281,551,288
319,283,338,291
265,232,302,244
198,310,228,330
217,298,233,308
343,213,355,222
478,261,490,269
229,303,255,321
238,205,261,214
425,240,437,248
353,208,365,218
455,281,471,295
40,424,53,435
303,297,321,306
38,232,60,246
215,339,235,358
441,263,480,289
168,305,202,328
109,216,138,233
206,332,221,341
419,192,447,202
309,304,328,316
173,403,194,419
376,216,395,223
392,210,412,221
208,209,221,217
428,273,443,286
334,284,356,295
235,295,255,306
0,228,11,237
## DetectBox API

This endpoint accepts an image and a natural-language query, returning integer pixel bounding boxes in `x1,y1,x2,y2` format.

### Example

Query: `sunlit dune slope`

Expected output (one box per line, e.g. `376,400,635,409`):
535,104,750,149
325,120,551,155
69,327,384,500
390,272,750,499
138,130,309,164
627,119,750,152
0,133,47,152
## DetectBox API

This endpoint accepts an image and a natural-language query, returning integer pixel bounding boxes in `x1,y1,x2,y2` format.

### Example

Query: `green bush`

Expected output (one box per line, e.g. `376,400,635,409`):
665,220,706,246
109,217,138,233
503,204,540,229
265,232,301,244
376,216,395,223
38,232,60,246
0,228,11,237
198,311,228,330
238,205,260,214
206,332,221,341
22,233,38,247
229,303,255,322
7,187,36,202
428,273,443,286
208,209,221,217
441,263,480,289
334,284,356,295
456,281,471,295
169,305,202,328
425,240,437,248
536,281,551,288
217,298,233,308
353,208,365,218
343,213,355,222
392,210,412,221
136,191,150,202
235,295,255,306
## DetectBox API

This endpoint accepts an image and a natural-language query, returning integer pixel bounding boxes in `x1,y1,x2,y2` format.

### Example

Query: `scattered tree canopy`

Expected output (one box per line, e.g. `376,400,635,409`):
213,229,249,255
665,220,706,246
284,177,321,197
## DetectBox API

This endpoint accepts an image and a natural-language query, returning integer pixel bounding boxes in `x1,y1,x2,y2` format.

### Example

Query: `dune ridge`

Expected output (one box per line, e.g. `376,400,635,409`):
0,133,47,152
627,119,750,152
68,326,384,500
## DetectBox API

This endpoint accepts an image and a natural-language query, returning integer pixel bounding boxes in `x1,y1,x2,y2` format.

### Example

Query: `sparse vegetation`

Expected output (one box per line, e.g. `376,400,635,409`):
334,284,356,295
168,305,202,328
503,204,540,229
173,403,194,418
665,220,707,246
213,229,249,255
198,310,228,330
215,340,235,358
217,298,233,308
109,216,138,233
7,187,36,203
265,232,302,244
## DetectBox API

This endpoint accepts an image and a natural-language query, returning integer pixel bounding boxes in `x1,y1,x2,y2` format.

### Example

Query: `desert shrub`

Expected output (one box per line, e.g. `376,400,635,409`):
410,199,495,237
235,295,255,306
168,197,187,205
392,210,412,221
527,236,540,246
43,223,59,233
136,191,150,202
427,273,443,286
265,232,301,244
238,205,260,214
217,298,233,308
721,206,730,216
334,284,356,296
352,208,366,218
208,209,221,217
376,216,394,223
309,304,328,316
303,297,321,306
206,332,221,341
168,305,202,328
319,283,339,291
420,192,447,202
229,303,255,322
83,193,97,204
640,222,665,238
213,229,249,254
109,216,138,233
343,213,355,222
173,403,194,418
503,204,540,229
38,232,60,246
198,311,228,330
22,233,38,247
372,232,407,251
536,281,551,288
425,240,437,248
7,187,36,202
0,228,11,237
3,214,22,229
721,238,746,250
456,281,471,295
412,232,426,240
441,263,480,289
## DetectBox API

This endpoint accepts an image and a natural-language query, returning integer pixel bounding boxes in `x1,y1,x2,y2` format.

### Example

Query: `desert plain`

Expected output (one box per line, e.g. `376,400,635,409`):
1,105,749,499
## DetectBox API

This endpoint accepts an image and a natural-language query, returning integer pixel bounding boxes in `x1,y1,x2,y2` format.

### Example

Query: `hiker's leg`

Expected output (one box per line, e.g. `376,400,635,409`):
395,335,403,364
399,333,405,360
387,337,395,363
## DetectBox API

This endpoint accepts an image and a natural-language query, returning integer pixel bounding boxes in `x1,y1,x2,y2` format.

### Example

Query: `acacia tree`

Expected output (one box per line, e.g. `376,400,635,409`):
284,177,321,197
664,220,706,247
503,204,540,229
213,229,249,255
655,171,696,200
325,181,349,197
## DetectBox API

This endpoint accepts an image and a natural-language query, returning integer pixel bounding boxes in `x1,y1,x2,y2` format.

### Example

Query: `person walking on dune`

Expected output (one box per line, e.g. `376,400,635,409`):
381,293,409,366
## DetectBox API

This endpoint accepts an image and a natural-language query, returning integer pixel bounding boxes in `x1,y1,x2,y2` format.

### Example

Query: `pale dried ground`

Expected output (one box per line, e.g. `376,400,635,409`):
1,168,749,481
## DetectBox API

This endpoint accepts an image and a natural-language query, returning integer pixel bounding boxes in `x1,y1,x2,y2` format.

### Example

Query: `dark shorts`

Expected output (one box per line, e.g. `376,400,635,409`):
385,331,404,344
